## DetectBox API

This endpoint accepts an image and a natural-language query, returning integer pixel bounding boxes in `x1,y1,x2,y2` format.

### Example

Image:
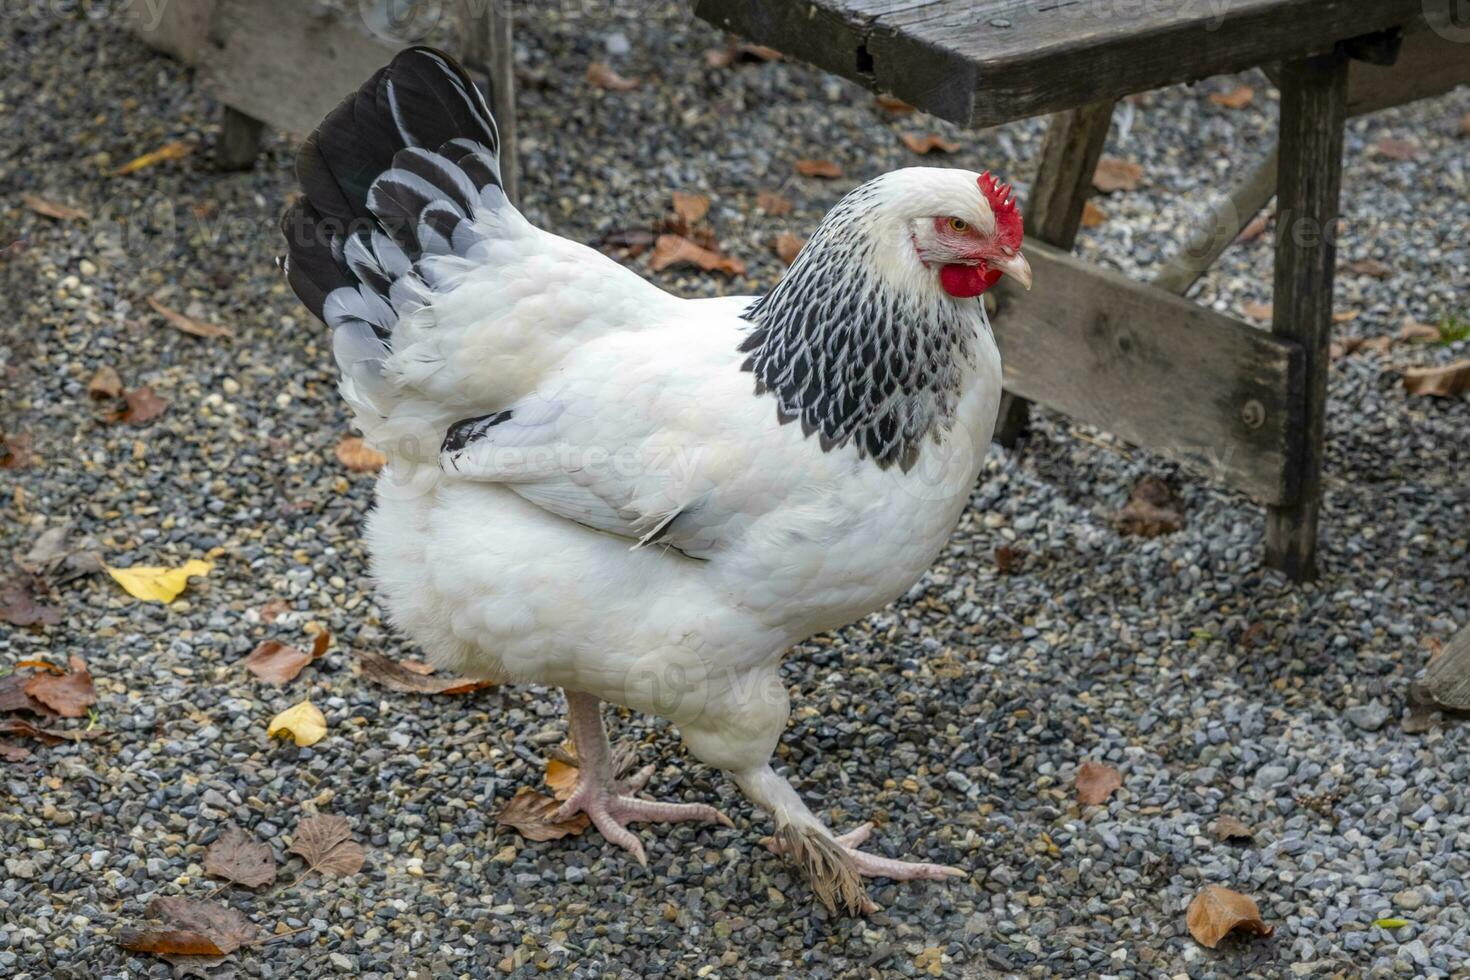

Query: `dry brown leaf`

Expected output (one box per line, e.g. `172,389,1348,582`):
1375,138,1422,161
0,742,32,763
496,786,590,841
23,195,90,221
147,297,234,339
875,93,916,114
1460,112,1470,138
0,578,61,628
25,656,95,717
401,659,437,675
1075,760,1123,805
993,545,1025,575
0,432,33,470
258,599,290,624
1209,85,1255,109
594,227,656,259
795,159,843,179
88,366,123,400
354,649,495,695
586,61,639,92
545,754,579,801
102,387,169,425
0,675,57,716
1398,320,1441,343
756,190,793,217
671,191,710,227
18,524,103,586
289,814,365,878
1236,212,1269,242
335,436,386,473
1080,200,1107,228
1242,301,1274,322
1332,310,1360,325
204,826,278,889
1093,158,1144,193
16,659,63,675
1114,475,1185,537
773,232,806,266
118,897,258,959
1186,885,1275,948
115,141,193,175
1403,360,1470,398
1212,815,1255,841
0,717,105,743
241,639,320,686
1345,258,1392,279
702,42,781,67
649,234,746,277
899,133,960,155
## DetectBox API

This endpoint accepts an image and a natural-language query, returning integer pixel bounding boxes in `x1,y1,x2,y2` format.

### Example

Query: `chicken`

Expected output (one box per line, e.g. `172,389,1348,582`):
281,47,1031,915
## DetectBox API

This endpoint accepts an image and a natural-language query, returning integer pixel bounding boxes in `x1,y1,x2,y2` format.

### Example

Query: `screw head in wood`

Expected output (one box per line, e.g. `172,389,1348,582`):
1241,399,1266,429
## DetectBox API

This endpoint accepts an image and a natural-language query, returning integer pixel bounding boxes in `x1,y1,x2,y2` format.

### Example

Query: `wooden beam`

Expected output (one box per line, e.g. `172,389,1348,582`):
458,0,520,203
1345,7,1470,117
215,105,265,171
991,244,1304,505
994,100,1114,447
1151,146,1278,297
1264,50,1350,581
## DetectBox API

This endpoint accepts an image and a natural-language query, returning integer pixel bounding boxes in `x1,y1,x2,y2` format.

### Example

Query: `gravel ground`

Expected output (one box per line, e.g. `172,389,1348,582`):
3,2,1469,978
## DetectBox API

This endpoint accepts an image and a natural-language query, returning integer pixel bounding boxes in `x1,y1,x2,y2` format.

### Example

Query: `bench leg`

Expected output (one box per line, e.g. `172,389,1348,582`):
216,105,264,171
458,0,519,203
995,99,1114,446
1265,50,1349,582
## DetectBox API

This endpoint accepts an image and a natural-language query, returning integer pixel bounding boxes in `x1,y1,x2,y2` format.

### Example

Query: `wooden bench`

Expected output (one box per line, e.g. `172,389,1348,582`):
695,0,1470,581
126,0,520,199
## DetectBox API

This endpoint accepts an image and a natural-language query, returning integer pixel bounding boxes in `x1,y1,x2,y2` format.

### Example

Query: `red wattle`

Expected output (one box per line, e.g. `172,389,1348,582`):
939,264,1002,298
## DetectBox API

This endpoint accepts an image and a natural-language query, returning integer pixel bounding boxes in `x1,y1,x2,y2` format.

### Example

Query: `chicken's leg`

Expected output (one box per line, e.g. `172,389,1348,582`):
550,690,732,866
734,764,964,915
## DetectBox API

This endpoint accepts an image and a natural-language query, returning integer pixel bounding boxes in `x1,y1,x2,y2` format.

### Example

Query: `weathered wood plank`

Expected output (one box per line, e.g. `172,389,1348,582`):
1423,626,1470,713
991,243,1303,505
459,0,519,203
1346,8,1470,117
125,0,215,64
1264,50,1350,581
215,105,265,171
994,100,1115,447
694,0,1428,126
200,0,396,140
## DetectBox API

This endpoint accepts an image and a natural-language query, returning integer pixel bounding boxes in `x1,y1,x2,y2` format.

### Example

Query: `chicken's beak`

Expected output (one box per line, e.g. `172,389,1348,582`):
993,250,1032,291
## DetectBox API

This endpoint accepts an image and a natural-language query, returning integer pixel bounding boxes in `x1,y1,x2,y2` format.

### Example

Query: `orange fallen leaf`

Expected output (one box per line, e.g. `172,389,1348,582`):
1375,138,1421,161
115,140,193,175
773,232,805,266
756,190,793,217
1186,885,1275,948
586,61,639,92
545,750,579,801
671,191,710,227
335,436,386,473
1242,301,1274,322
1209,85,1255,109
147,297,234,339
1236,212,1269,242
1093,158,1144,193
24,656,96,718
899,133,960,155
496,786,589,842
87,366,123,400
649,234,746,277
795,159,843,179
15,659,64,675
1402,359,1470,398
1080,200,1107,228
875,94,916,114
1332,310,1360,325
119,896,260,957
242,638,322,686
23,195,90,221
1075,760,1123,805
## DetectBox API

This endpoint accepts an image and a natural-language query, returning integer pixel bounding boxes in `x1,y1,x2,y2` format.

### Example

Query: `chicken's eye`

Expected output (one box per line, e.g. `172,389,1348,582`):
947,217,969,233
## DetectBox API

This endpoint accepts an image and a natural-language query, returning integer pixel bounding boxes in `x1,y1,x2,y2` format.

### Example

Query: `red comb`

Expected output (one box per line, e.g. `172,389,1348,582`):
979,171,1023,248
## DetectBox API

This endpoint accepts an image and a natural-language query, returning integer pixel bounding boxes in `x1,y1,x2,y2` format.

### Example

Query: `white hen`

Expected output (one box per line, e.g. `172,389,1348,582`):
282,47,1031,914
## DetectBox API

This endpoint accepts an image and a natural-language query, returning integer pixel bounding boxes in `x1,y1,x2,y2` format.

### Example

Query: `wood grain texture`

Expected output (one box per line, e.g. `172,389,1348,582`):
994,100,1115,447
992,243,1303,505
1346,5,1470,118
693,0,1426,125
1264,50,1350,581
459,1,520,203
1423,626,1470,712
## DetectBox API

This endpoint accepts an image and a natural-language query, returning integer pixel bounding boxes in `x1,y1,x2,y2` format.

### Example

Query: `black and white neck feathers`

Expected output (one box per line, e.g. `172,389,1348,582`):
738,177,985,472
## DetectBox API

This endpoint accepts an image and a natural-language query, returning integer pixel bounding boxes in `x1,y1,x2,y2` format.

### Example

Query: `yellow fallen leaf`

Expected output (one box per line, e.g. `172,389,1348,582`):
115,141,193,175
267,700,327,747
105,559,214,603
